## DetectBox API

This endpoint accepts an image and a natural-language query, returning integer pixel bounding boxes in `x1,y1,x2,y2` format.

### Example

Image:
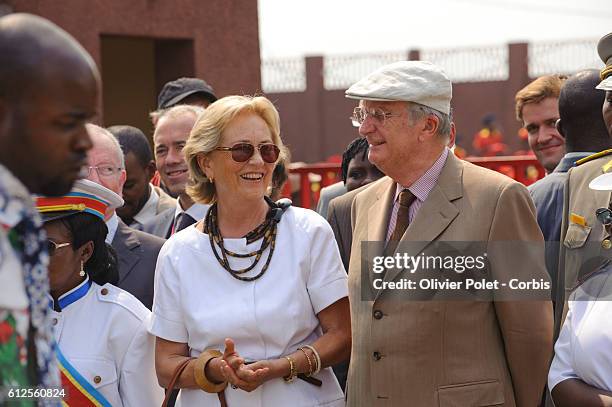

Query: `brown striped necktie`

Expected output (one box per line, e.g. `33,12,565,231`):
385,189,416,255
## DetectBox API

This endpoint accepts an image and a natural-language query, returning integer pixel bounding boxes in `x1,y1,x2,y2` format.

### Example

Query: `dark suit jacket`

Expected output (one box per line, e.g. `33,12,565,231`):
112,220,165,309
326,184,372,271
316,181,347,219
140,207,174,239
528,153,591,299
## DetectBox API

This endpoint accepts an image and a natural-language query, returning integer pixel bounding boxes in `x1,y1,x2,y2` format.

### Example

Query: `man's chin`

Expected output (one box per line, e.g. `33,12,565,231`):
165,184,185,199
537,153,563,173
116,207,135,221
35,177,77,197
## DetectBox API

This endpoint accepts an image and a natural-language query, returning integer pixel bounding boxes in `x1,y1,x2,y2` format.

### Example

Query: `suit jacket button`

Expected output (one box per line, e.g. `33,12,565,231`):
101,288,109,295
373,351,382,361
93,375,102,384
373,310,383,320
602,239,612,249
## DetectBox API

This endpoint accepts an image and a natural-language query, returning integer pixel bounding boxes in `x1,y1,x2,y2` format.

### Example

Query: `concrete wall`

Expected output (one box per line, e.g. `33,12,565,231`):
268,44,537,163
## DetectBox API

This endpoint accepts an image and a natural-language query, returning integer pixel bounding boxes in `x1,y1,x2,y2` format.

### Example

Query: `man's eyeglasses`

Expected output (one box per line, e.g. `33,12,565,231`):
47,240,71,256
350,107,402,127
596,208,612,226
82,165,123,178
215,143,280,164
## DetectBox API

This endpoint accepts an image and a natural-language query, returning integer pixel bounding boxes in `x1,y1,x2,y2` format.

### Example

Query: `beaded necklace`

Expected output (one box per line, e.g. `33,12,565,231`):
204,197,284,282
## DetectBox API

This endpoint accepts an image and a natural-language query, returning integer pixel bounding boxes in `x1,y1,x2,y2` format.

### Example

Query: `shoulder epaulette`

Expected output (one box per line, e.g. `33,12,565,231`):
96,284,149,321
575,149,612,166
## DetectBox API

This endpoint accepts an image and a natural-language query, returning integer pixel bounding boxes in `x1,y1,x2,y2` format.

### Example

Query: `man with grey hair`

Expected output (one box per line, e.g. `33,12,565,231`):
344,61,552,406
142,105,209,238
85,124,164,309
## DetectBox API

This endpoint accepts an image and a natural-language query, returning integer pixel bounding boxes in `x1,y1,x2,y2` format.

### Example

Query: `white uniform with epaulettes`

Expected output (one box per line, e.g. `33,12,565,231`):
50,277,163,406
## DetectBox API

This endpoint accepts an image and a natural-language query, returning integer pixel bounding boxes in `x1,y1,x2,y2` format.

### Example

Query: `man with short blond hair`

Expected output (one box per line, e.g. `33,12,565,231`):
142,104,209,238
515,74,567,173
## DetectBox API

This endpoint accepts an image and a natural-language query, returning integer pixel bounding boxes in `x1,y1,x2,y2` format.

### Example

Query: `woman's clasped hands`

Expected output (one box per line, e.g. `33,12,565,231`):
208,338,287,392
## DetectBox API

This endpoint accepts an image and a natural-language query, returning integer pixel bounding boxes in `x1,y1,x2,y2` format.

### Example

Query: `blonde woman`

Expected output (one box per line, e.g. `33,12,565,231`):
150,95,350,406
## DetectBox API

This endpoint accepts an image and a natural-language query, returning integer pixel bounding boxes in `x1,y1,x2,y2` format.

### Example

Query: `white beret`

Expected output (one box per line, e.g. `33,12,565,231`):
596,33,612,91
590,172,612,191
345,61,452,115
596,75,612,91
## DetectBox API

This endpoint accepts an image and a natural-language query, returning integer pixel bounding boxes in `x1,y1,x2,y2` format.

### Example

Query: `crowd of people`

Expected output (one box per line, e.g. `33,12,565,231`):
1,11,612,407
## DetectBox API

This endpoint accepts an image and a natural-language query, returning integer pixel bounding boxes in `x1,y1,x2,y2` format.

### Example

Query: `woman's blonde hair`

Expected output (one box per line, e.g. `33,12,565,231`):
184,95,286,204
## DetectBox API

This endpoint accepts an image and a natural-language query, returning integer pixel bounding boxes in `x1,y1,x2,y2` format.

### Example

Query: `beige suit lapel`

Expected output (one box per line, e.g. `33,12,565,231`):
377,154,463,295
367,179,395,244
362,179,395,293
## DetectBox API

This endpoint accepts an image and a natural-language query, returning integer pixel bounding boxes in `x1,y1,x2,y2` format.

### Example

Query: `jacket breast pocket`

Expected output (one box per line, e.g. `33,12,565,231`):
70,357,118,391
437,380,504,407
564,223,592,249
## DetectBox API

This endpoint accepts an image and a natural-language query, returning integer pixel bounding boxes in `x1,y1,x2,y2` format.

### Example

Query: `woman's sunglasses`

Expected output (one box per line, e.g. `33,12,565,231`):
47,239,71,256
215,143,280,164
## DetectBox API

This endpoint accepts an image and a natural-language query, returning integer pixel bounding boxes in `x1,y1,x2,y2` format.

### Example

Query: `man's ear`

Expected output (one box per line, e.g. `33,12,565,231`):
145,160,157,182
118,169,127,193
447,122,456,148
421,115,440,140
556,118,565,138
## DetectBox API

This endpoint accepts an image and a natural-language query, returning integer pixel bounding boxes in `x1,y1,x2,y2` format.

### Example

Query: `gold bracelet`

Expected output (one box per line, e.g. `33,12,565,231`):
601,65,612,81
283,356,297,383
303,345,321,375
297,347,314,376
193,349,228,393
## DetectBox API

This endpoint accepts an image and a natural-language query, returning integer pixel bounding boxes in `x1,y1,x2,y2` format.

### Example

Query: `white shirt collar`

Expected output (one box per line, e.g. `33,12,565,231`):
105,212,119,244
48,275,91,311
173,201,210,224
132,184,159,227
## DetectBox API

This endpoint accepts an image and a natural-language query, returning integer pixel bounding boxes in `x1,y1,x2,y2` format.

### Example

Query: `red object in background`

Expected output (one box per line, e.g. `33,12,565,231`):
326,154,342,163
150,170,161,187
288,156,545,209
286,163,341,208
473,128,507,156
453,146,468,159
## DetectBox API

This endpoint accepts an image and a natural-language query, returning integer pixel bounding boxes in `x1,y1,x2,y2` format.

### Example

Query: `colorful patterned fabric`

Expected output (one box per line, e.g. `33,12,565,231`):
0,164,59,406
0,312,34,407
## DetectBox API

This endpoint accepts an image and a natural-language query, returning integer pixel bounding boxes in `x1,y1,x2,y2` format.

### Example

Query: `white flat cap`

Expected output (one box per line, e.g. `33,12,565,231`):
345,61,452,115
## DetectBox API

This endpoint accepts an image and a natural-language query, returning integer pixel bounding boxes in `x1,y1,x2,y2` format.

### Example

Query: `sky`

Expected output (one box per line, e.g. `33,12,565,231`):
258,0,612,59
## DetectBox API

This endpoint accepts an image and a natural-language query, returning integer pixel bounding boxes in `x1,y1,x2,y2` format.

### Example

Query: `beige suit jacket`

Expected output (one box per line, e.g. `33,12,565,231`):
152,185,176,215
347,153,553,407
557,156,612,331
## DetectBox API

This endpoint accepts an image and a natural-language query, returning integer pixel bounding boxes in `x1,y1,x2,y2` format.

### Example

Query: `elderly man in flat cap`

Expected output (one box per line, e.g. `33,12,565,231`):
344,61,553,407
